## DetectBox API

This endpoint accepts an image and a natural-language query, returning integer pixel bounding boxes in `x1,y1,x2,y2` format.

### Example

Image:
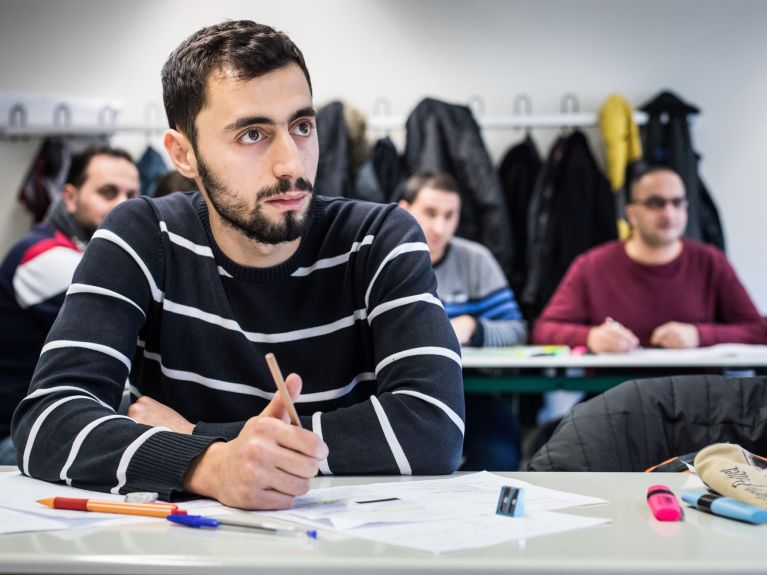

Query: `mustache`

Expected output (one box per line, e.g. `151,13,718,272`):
258,178,314,201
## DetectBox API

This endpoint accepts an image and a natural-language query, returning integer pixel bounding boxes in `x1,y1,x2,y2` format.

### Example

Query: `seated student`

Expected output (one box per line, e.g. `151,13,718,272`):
12,20,464,509
532,164,766,351
400,172,526,470
0,146,139,465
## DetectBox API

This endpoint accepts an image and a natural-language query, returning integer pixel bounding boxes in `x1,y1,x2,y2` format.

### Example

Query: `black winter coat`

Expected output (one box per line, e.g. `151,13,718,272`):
404,98,513,275
640,91,725,251
522,131,617,319
529,374,767,471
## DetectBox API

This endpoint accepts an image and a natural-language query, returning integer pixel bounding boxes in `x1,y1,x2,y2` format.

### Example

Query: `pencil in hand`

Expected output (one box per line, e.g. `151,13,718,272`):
265,353,303,428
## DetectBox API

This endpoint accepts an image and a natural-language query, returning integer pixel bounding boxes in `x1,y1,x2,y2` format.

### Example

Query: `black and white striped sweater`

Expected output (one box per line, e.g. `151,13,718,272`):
12,192,465,499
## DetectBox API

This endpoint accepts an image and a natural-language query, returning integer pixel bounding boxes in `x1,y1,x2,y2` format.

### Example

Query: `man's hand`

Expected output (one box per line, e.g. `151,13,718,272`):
450,315,477,345
183,373,329,510
650,321,700,349
128,396,194,434
587,321,640,353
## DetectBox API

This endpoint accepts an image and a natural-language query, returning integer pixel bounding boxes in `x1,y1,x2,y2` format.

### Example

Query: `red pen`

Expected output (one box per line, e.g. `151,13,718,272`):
646,485,683,521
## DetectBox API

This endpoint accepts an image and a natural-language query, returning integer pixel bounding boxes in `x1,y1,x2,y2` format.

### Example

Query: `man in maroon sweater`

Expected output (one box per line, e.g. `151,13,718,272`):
532,166,765,352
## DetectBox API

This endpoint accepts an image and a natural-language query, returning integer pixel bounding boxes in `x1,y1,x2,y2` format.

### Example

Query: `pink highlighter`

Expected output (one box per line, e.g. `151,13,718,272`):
646,485,683,521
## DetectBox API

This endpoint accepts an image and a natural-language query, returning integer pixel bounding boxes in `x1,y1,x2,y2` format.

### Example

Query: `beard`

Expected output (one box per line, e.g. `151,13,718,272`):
197,153,314,245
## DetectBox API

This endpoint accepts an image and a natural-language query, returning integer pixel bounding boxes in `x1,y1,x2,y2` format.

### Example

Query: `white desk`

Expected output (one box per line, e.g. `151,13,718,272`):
0,471,763,574
461,344,767,369
461,344,767,392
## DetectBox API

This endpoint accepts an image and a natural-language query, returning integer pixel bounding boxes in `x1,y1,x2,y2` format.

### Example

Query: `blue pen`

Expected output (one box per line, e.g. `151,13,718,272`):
682,491,767,525
167,514,318,539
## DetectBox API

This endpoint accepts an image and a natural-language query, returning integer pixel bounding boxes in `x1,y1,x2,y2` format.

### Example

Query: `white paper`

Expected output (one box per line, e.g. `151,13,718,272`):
0,507,72,535
258,472,609,553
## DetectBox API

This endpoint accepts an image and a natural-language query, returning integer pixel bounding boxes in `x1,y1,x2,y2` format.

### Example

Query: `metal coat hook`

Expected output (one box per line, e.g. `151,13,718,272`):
467,94,485,117
371,98,392,136
560,92,580,131
53,103,72,129
98,105,118,127
143,102,164,145
8,103,28,128
512,93,533,134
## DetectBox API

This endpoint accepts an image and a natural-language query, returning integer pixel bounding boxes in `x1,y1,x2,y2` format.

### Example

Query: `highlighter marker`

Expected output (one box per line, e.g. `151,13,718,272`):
646,485,682,521
682,491,767,525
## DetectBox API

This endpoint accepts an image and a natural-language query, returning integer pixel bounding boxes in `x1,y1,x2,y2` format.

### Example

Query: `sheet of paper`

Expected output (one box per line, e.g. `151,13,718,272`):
0,508,71,535
352,510,609,554
266,471,605,530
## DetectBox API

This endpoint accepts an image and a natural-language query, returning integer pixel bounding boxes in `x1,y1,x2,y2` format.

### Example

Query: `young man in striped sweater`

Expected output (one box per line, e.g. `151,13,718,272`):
400,172,526,470
12,21,464,510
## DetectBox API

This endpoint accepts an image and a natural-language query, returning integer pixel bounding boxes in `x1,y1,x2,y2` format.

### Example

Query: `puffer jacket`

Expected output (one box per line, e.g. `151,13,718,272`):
529,374,767,471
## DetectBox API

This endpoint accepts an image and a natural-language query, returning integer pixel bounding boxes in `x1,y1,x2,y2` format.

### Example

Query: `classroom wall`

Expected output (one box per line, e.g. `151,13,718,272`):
1,0,765,311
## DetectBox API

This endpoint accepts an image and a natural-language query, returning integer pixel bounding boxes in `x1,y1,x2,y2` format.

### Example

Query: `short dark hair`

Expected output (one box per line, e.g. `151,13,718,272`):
161,20,312,146
65,146,134,188
401,171,459,204
626,162,684,203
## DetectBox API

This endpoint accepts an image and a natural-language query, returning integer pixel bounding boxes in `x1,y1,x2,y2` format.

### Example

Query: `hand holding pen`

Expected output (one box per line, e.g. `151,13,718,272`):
587,317,640,353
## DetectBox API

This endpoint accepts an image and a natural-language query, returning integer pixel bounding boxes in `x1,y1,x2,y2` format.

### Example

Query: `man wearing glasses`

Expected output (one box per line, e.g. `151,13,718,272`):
532,165,765,352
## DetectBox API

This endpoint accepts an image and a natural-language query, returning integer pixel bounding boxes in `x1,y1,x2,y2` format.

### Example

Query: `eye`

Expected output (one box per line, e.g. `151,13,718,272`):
98,186,118,201
238,129,263,144
291,120,314,137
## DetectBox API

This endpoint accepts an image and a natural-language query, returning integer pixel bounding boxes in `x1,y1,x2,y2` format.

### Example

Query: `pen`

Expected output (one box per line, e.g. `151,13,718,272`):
167,514,318,538
265,352,302,428
681,491,767,525
38,497,186,518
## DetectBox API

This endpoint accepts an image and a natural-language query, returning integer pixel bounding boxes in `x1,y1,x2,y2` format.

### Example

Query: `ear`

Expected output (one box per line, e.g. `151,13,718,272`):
61,183,78,214
163,129,199,179
398,199,410,211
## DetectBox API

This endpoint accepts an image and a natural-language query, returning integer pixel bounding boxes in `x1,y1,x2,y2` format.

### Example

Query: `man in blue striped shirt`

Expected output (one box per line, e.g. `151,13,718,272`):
12,21,464,510
400,172,526,470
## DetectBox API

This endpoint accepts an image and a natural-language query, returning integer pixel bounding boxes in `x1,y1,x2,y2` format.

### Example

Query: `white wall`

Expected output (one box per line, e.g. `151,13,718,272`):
1,0,765,310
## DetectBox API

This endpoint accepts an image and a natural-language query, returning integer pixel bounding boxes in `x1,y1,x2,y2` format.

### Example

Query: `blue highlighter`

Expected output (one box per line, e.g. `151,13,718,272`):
682,491,767,525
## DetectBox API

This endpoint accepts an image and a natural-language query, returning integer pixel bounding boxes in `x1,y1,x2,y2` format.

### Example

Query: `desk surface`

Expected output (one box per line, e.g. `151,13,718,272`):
1,471,763,574
461,344,767,369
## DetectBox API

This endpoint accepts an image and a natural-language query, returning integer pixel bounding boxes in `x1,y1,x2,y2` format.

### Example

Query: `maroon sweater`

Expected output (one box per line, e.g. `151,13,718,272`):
532,239,766,347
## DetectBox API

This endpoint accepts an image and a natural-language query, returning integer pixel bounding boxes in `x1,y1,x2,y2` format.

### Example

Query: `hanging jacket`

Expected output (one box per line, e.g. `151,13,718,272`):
599,94,642,240
17,138,69,223
522,131,617,319
497,134,541,304
315,101,350,197
404,98,513,275
353,137,406,204
137,146,167,197
316,101,369,198
640,90,725,251
529,374,767,472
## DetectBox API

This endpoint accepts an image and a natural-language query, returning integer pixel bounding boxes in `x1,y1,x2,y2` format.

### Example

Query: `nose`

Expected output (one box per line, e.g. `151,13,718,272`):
271,131,301,181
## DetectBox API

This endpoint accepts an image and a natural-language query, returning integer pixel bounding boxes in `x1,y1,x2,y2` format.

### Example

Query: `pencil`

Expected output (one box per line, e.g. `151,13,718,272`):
37,497,184,518
265,352,303,428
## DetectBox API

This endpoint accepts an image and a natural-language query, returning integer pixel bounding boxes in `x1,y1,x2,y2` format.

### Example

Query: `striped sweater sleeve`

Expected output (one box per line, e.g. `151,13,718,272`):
11,199,220,499
311,206,465,475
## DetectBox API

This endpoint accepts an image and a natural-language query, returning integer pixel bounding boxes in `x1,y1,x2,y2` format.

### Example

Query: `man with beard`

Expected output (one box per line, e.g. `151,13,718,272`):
0,146,138,465
532,165,765,352
12,21,464,510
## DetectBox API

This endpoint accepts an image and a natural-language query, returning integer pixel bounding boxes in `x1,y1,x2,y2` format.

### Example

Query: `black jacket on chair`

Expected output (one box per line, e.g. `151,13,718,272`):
404,98,513,275
522,131,617,319
529,374,767,471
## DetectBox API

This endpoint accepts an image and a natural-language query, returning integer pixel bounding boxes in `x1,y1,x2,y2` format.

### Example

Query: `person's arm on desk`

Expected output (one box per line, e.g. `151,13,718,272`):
587,321,640,353
649,322,699,349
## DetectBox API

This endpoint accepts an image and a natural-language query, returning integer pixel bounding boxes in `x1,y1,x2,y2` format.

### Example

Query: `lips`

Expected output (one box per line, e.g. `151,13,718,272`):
265,193,309,211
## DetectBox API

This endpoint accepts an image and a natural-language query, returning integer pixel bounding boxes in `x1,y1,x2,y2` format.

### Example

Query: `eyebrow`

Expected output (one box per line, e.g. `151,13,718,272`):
224,107,316,132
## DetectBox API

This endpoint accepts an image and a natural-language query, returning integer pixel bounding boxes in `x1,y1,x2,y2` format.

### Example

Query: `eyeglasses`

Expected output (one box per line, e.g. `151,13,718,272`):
630,196,688,211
